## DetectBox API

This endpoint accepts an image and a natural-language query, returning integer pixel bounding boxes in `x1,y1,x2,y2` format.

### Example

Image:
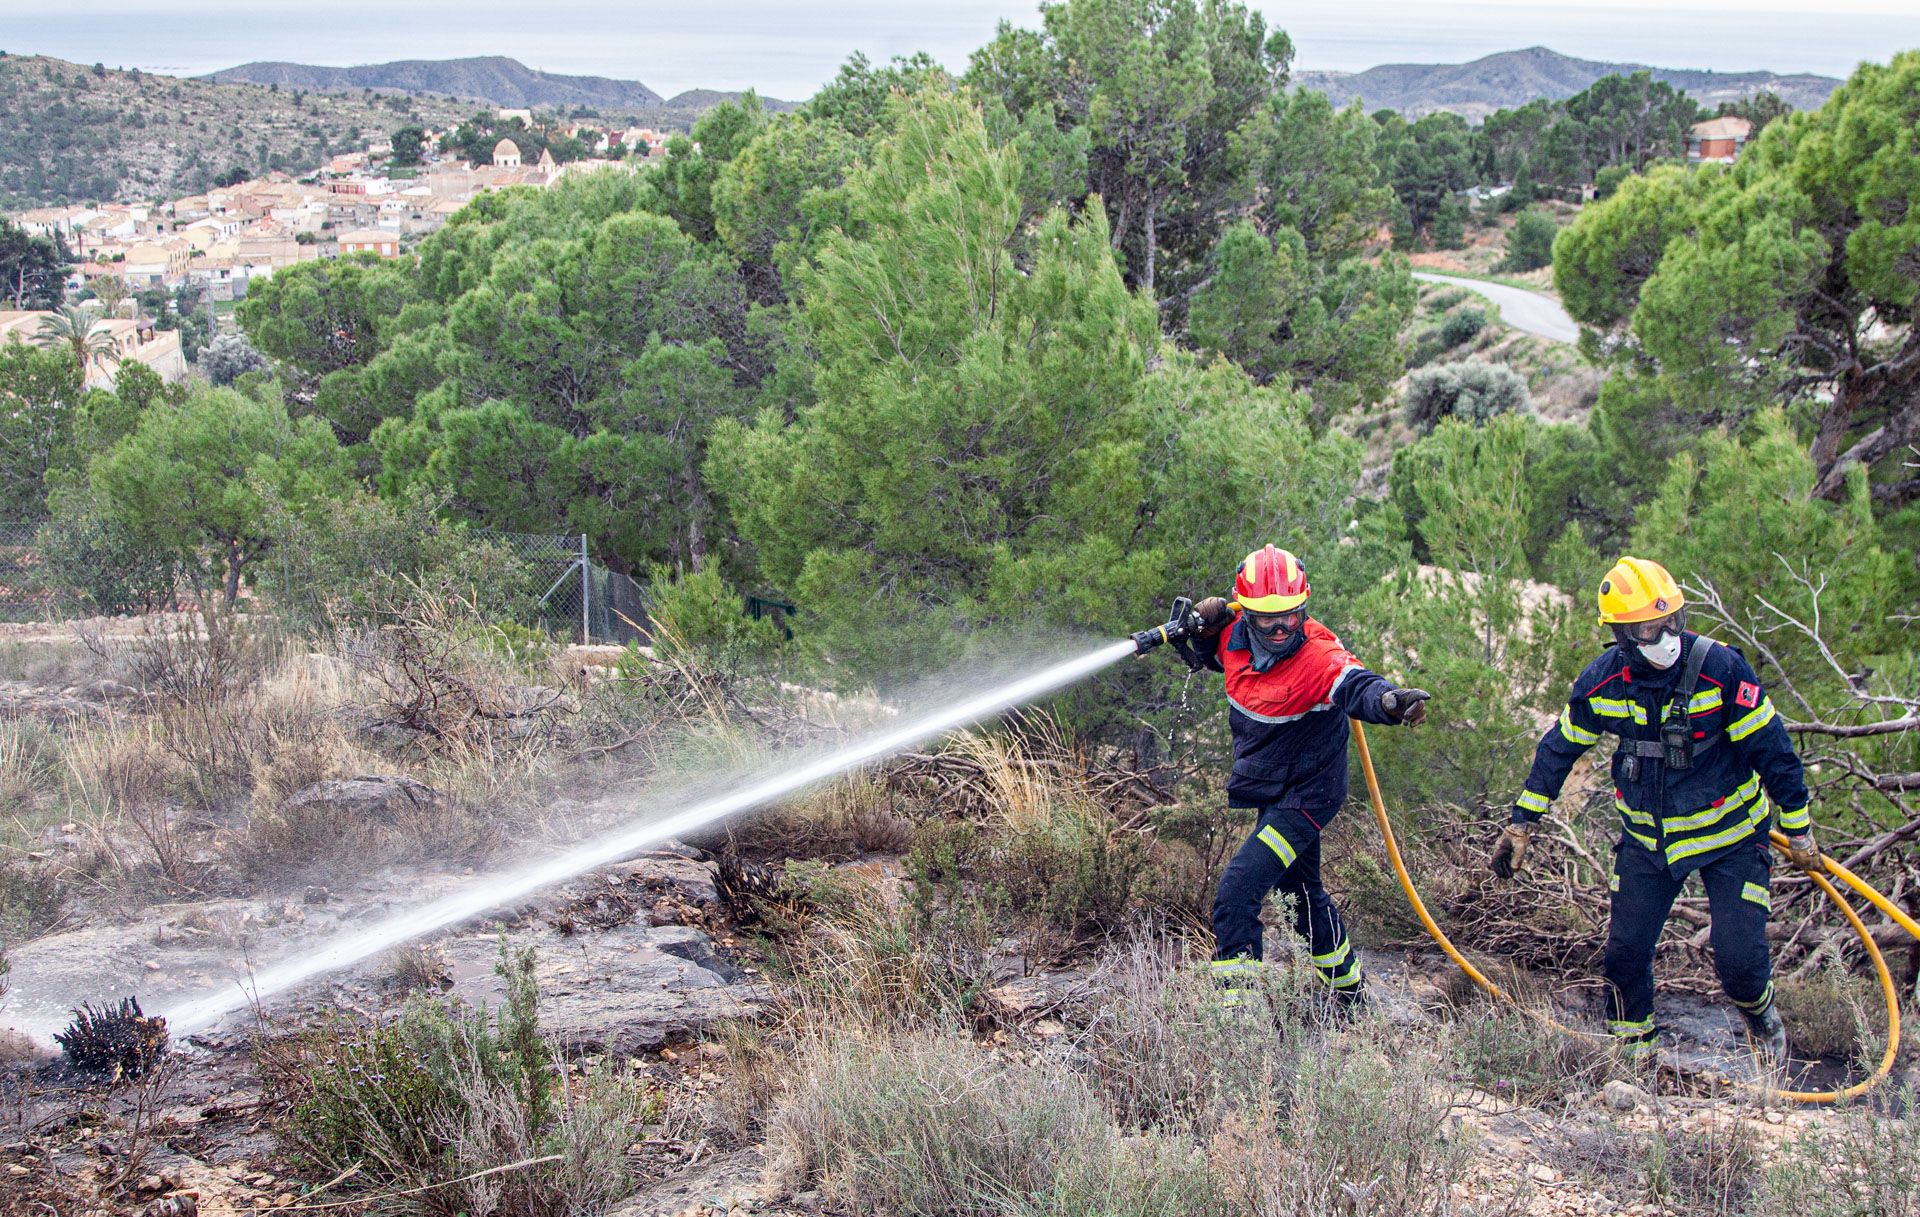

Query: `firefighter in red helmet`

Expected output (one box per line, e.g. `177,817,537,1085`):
1179,545,1431,1008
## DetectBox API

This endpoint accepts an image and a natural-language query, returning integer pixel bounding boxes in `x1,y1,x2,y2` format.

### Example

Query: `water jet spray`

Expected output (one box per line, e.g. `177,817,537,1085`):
134,638,1142,1040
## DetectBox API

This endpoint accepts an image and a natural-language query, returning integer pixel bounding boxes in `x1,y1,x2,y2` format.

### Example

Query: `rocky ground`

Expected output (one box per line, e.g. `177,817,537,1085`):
3,825,1904,1217
0,637,1910,1217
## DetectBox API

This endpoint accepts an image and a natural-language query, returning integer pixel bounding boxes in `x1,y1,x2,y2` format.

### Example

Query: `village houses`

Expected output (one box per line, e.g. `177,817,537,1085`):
12,119,649,309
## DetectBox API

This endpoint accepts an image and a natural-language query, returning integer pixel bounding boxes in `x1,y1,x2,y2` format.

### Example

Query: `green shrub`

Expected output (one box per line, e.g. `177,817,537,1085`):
1405,329,1447,370
265,487,533,634
1404,360,1531,432
35,500,180,616
1594,163,1631,200
645,563,788,672
989,805,1144,945
262,939,639,1216
1439,307,1487,348
1498,208,1559,272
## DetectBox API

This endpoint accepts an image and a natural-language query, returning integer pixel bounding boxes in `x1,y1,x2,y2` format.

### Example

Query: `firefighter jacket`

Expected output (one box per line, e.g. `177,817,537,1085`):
1201,614,1398,814
1513,632,1811,876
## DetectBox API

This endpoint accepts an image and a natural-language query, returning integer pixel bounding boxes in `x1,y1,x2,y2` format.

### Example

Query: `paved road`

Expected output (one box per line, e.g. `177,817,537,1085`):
1412,271,1580,344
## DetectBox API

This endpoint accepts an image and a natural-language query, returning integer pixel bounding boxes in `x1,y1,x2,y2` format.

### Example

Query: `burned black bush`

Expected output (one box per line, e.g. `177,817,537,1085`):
55,997,170,1077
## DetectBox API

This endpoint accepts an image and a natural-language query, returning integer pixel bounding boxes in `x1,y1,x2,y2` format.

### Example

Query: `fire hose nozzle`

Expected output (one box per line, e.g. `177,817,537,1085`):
1132,596,1201,655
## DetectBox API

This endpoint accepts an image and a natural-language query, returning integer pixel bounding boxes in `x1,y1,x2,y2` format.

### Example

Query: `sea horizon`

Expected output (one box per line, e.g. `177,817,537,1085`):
7,1,1918,100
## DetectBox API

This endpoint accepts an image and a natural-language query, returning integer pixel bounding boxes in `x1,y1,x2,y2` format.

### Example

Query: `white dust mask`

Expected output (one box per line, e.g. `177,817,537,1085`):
1639,631,1682,670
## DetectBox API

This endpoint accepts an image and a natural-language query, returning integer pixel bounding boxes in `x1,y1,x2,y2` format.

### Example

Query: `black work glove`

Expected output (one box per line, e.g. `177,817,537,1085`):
1381,686,1431,725
1193,596,1231,636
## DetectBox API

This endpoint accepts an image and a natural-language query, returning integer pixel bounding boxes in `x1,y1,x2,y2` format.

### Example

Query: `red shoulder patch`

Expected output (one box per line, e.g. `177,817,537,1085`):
1735,681,1760,709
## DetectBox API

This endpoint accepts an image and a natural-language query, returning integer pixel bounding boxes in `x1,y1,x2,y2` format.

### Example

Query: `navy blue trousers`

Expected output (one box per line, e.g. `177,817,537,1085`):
1211,806,1360,990
1604,834,1774,1047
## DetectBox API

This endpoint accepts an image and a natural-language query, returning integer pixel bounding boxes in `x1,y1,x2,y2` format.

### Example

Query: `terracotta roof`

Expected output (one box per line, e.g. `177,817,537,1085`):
1690,116,1753,140
492,138,521,160
337,229,398,245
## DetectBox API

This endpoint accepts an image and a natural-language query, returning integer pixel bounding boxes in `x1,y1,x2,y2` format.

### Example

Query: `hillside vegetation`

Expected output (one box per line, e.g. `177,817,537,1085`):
204,54,670,107
0,53,466,207
0,17,1917,1217
1296,46,1839,120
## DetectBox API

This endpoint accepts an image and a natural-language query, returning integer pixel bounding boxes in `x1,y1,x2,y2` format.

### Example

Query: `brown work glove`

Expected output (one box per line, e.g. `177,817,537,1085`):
1490,823,1533,879
1194,596,1231,636
1382,687,1431,725
1783,830,1822,871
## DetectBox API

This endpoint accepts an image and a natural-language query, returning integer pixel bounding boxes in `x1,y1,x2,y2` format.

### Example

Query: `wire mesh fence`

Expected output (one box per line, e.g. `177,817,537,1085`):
0,521,651,644
473,528,650,645
0,520,60,623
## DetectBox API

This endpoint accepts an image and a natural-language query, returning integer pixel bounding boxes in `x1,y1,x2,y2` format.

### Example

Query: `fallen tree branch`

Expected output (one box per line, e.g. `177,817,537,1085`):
1784,714,1920,738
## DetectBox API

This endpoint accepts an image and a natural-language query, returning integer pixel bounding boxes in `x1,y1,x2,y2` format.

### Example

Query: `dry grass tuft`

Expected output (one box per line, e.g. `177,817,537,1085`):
765,1030,1120,1213
1764,1087,1920,1213
1443,999,1615,1107
1774,963,1886,1062
383,941,453,993
759,941,1473,1217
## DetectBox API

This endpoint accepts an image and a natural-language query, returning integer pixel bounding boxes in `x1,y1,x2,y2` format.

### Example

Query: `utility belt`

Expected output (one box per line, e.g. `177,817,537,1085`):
1615,732,1720,782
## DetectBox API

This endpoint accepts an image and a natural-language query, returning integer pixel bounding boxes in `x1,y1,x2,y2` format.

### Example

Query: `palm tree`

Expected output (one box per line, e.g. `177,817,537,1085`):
35,304,119,375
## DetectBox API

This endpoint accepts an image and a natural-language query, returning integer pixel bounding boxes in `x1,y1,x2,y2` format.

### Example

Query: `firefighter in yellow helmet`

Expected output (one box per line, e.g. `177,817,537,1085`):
1493,557,1817,1063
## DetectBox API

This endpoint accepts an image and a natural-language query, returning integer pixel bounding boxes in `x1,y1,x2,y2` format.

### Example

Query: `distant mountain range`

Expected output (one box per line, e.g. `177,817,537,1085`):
203,56,795,114
1293,47,1841,120
203,47,1839,125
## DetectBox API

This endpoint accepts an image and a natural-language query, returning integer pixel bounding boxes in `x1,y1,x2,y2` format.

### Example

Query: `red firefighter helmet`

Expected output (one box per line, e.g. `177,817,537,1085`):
1233,545,1310,614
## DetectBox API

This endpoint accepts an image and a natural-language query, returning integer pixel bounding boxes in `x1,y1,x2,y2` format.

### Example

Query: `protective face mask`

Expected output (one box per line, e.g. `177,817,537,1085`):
1638,631,1682,670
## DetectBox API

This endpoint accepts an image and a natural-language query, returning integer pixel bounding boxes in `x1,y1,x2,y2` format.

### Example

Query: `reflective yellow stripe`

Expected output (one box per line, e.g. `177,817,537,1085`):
1687,688,1723,714
1624,828,1658,852
1726,698,1776,741
1210,958,1258,974
1608,871,1620,893
1663,805,1739,834
1257,824,1297,867
1516,790,1551,814
1661,775,1762,834
1589,697,1636,720
1312,939,1352,970
1778,804,1811,830
1741,881,1770,911
1607,1016,1654,1036
1665,817,1759,863
1733,981,1774,1012
1613,798,1656,827
1558,707,1601,746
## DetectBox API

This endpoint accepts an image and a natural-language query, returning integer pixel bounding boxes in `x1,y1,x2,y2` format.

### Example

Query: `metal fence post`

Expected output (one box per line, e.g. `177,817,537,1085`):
580,533,591,645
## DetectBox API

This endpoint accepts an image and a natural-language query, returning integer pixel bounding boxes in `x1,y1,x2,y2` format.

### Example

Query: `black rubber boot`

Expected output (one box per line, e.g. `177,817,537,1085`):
1740,1005,1788,1061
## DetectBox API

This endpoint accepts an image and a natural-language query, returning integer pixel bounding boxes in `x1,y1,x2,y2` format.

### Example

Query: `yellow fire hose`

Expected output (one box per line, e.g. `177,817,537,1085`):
1349,719,1915,1105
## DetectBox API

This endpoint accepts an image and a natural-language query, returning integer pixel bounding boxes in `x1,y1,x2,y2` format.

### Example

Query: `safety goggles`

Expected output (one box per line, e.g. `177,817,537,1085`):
1246,608,1306,637
1616,610,1682,645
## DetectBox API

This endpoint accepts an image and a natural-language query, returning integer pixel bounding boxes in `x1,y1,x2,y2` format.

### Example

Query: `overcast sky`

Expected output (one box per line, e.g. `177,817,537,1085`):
11,1,1918,97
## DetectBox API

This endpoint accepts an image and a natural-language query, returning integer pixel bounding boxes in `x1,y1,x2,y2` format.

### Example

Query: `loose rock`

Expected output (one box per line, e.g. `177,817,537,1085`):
281,775,445,825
